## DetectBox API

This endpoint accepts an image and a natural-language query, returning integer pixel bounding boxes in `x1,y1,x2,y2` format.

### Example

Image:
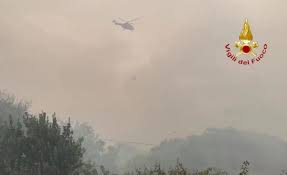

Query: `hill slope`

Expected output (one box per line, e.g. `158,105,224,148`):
126,128,287,175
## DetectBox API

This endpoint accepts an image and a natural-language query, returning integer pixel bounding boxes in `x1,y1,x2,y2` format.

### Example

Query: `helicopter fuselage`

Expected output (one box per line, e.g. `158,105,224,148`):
113,20,134,31
121,23,134,31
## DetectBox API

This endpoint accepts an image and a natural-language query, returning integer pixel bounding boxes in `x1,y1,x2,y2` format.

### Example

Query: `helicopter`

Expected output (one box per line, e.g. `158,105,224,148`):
112,17,140,31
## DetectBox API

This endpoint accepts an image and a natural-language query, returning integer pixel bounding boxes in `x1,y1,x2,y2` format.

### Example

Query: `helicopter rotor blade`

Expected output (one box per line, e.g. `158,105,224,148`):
127,17,141,23
118,18,126,22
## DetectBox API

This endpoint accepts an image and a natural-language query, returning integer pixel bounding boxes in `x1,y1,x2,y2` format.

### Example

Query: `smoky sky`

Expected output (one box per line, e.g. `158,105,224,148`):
0,0,286,144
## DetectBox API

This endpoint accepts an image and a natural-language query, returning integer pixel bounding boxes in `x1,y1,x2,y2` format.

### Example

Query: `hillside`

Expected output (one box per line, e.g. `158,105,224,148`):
126,128,287,175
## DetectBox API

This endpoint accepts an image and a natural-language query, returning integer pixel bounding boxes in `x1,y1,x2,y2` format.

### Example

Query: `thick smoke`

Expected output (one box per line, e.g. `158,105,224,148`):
125,128,287,175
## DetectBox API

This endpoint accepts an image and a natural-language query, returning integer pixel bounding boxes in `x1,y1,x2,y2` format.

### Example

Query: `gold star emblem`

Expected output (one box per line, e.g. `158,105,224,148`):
235,19,259,57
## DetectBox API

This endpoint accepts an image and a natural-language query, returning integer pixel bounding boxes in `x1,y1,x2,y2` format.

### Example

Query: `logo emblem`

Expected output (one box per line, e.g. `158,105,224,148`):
225,19,268,65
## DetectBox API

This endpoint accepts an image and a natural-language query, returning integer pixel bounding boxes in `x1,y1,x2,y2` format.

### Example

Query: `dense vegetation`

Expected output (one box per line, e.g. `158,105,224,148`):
0,91,286,175
0,113,83,175
0,112,238,175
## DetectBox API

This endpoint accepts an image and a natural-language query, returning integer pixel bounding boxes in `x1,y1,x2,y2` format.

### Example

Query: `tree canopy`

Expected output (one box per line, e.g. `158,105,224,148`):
0,112,84,175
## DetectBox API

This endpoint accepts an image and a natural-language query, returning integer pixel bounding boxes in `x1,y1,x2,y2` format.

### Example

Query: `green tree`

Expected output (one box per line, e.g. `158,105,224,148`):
0,112,85,175
0,90,30,124
239,161,249,175
0,116,25,174
73,122,105,163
